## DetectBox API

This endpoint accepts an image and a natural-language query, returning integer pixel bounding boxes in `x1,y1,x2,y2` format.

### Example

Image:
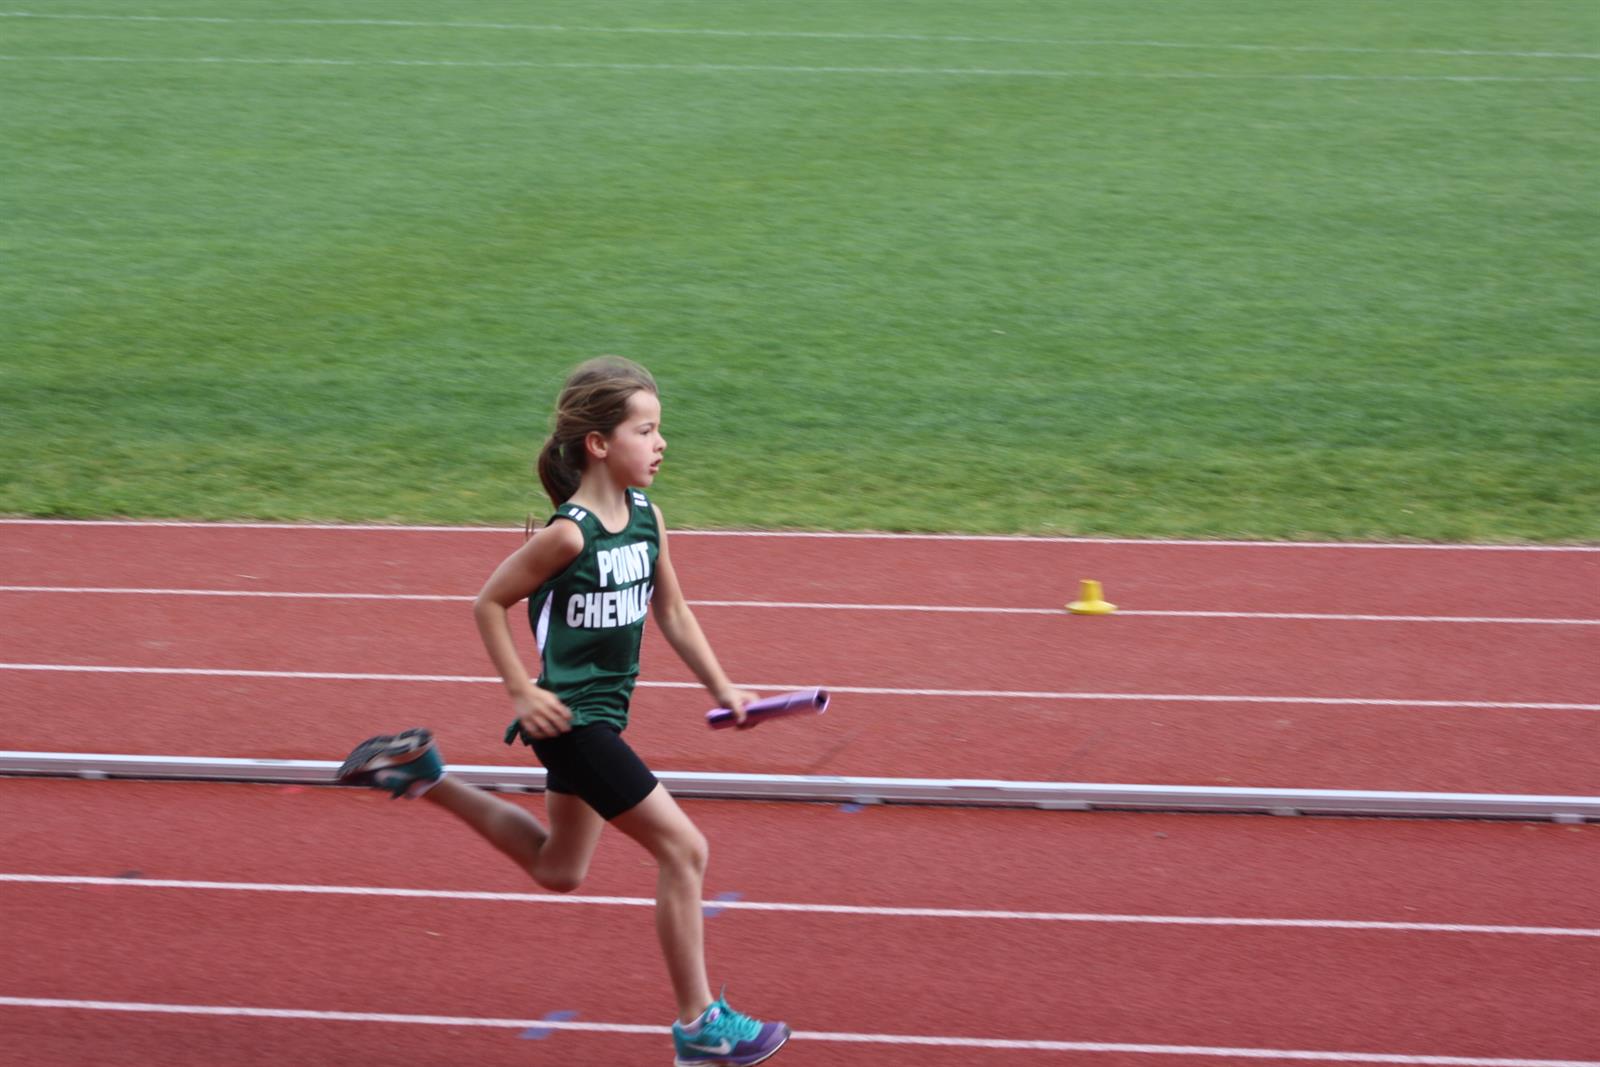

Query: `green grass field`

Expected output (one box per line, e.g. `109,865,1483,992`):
3,1,1597,540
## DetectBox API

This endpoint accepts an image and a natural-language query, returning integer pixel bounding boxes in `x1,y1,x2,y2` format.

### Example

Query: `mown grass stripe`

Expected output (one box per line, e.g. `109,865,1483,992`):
2,11,1596,60
2,54,1596,82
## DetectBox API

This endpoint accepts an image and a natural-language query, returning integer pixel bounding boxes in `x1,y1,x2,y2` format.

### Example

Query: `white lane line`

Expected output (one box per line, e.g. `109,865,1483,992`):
2,54,1595,82
0,518,512,533
1,11,1596,61
0,662,503,683
0,996,652,1037
2,663,1594,711
3,517,1595,551
0,997,1593,1066
2,586,1594,626
4,874,1595,938
1120,610,1599,626
0,586,472,603
695,602,1600,626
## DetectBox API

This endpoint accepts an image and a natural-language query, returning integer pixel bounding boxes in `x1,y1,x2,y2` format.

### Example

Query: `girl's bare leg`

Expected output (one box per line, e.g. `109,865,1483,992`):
610,784,714,1022
425,777,605,894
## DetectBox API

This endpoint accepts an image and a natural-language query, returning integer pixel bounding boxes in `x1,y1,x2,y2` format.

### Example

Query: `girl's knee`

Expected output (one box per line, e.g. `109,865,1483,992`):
614,791,709,874
663,828,709,876
531,864,587,894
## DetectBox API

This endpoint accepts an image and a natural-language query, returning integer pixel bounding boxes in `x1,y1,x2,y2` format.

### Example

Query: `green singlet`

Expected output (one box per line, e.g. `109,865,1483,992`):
525,488,660,730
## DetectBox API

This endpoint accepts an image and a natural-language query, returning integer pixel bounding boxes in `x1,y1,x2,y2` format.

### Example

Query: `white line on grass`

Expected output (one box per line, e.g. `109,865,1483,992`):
0,996,1594,1065
2,663,1594,712
0,54,1594,83
1,586,1594,626
1,518,1596,552
3,873,1595,938
1,11,1596,61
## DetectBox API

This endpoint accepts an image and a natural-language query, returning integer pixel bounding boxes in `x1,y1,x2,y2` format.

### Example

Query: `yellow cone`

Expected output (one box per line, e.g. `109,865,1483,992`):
1067,579,1117,615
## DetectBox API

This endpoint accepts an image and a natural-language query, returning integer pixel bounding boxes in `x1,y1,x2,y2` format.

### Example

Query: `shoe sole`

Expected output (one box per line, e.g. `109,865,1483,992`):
337,727,435,782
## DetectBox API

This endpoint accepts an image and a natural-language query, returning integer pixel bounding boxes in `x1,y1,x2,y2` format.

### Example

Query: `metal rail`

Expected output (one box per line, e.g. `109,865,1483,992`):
2,751,1595,822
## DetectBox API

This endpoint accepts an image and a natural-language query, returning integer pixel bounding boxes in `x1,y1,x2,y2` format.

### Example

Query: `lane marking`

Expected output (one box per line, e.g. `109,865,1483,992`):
3,518,1595,551
2,587,1593,626
702,890,743,919
0,996,1595,1065
2,54,1595,82
2,874,1595,938
2,663,1593,711
0,995,656,1036
0,586,472,603
1,11,1596,60
1122,610,1599,626
520,1009,579,1041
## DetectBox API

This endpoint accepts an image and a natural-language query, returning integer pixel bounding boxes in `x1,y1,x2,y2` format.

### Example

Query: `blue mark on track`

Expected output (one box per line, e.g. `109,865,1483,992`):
702,891,743,918
519,1009,579,1039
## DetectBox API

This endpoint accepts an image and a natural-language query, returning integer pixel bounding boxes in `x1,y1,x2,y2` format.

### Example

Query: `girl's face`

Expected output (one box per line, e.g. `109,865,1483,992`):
603,389,666,487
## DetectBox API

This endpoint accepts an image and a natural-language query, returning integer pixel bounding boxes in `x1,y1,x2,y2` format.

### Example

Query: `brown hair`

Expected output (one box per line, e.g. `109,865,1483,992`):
535,356,658,509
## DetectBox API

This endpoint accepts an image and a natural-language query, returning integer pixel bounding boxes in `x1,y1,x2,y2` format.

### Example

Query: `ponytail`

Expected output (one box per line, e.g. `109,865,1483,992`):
536,434,584,512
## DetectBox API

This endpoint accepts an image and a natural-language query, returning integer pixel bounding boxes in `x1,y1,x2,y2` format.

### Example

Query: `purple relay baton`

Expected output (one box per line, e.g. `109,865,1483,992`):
706,688,830,730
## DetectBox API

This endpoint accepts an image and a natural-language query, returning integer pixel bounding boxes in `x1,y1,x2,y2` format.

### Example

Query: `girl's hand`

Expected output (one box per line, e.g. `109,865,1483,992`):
514,687,573,739
717,687,760,729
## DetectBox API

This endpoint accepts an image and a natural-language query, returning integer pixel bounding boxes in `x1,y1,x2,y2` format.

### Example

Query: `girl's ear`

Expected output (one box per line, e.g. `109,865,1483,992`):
584,429,609,460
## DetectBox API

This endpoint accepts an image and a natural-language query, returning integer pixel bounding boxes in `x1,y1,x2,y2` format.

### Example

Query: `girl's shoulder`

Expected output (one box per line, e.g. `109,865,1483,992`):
529,509,587,559
494,511,584,591
550,499,599,527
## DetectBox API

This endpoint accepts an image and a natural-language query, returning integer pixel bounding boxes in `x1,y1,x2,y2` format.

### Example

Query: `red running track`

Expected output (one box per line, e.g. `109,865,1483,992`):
3,522,1600,1063
3,521,1597,617
3,778,1600,1066
1,522,1596,793
9,669,1600,793
4,594,1593,703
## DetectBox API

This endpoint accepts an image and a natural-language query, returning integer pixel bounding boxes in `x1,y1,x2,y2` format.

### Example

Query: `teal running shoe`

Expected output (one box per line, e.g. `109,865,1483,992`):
337,728,443,799
672,992,790,1066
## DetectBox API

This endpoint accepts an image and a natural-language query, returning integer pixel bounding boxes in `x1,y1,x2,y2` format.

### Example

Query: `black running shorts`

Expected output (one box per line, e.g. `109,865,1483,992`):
524,723,659,820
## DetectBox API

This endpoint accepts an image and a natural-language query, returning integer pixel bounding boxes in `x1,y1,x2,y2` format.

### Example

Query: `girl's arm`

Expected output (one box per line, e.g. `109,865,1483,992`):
650,505,756,724
473,520,585,738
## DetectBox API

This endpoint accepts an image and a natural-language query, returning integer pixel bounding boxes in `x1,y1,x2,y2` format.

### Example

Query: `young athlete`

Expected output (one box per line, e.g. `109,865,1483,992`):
338,356,790,1067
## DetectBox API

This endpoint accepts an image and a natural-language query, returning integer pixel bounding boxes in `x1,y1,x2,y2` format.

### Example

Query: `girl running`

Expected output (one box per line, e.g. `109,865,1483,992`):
338,356,790,1067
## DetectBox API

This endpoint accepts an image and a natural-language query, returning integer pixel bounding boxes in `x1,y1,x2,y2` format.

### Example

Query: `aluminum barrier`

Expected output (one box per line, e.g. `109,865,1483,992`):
2,751,1596,823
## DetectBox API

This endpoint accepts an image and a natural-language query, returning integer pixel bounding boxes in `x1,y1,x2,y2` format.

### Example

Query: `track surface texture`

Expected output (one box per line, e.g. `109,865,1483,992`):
1,522,1595,791
2,521,1598,1065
